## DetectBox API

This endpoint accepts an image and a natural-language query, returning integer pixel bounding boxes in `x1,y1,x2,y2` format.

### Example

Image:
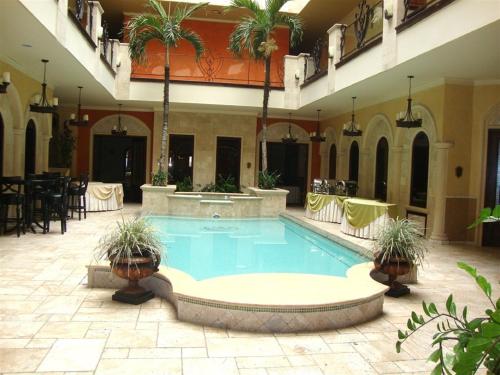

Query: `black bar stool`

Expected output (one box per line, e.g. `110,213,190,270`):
68,174,89,220
0,177,26,237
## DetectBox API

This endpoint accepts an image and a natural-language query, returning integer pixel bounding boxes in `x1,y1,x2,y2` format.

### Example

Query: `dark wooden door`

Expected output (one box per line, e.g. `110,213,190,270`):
93,135,146,203
375,137,389,201
349,141,359,182
216,137,241,188
24,120,36,176
483,129,500,246
265,142,309,205
168,134,194,183
0,114,3,177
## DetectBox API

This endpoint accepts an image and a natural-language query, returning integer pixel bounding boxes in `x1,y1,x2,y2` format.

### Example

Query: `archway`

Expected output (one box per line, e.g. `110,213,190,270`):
24,120,36,176
410,132,429,208
349,141,359,182
374,137,389,201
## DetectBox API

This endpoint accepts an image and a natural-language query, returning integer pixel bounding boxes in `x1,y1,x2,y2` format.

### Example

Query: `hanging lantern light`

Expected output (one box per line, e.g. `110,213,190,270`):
310,109,326,142
396,75,422,128
282,112,298,144
111,104,127,136
30,59,58,113
343,96,362,137
65,86,89,126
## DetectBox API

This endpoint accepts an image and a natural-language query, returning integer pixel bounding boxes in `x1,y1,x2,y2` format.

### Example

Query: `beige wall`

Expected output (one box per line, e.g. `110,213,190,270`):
0,60,53,176
152,111,257,189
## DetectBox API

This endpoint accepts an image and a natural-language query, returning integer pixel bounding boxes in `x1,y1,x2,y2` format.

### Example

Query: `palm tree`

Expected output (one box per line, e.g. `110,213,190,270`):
227,0,303,173
126,0,207,181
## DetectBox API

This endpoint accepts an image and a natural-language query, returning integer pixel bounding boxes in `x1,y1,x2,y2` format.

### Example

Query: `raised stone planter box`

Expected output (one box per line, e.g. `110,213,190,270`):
141,185,288,218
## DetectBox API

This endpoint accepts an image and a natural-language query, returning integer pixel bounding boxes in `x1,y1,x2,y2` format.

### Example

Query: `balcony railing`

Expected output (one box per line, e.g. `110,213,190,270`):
337,0,383,67
99,20,116,74
303,36,328,84
397,0,456,32
131,50,284,88
68,0,96,48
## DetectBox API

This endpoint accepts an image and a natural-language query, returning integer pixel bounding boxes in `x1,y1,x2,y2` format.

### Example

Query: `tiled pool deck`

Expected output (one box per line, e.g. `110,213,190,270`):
0,205,498,374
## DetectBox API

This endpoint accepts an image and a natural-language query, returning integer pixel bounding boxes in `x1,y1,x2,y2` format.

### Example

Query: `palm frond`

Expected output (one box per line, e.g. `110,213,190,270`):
276,14,303,48
228,17,261,57
127,25,163,63
146,0,167,19
180,29,205,60
174,2,208,23
265,0,290,20
227,0,262,15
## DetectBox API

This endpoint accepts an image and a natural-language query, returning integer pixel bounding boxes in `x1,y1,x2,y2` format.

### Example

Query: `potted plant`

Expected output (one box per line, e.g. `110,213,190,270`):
373,218,427,297
258,170,281,190
94,217,164,304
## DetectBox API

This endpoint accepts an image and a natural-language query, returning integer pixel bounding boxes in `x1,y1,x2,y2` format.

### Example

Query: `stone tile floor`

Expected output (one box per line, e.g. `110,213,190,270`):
0,204,498,374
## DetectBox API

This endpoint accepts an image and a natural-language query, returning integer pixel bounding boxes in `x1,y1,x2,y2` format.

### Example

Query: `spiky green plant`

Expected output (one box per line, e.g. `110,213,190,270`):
94,217,164,270
227,0,303,173
374,218,427,267
258,170,280,189
125,0,207,175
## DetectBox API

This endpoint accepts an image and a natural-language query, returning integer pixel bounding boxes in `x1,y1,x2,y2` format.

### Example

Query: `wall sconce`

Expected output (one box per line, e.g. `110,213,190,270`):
384,3,394,19
0,72,10,94
294,69,300,80
455,166,463,178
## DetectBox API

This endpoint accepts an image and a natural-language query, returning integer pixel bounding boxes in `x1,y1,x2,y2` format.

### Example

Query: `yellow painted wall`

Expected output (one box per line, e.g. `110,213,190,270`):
0,60,54,116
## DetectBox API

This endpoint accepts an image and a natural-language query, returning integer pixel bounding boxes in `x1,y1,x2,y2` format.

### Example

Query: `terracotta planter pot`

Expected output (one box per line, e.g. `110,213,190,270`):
109,255,159,304
373,252,412,296
408,0,426,10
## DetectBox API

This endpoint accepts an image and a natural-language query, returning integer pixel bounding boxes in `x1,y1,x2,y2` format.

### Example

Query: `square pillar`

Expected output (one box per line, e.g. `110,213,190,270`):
327,23,345,93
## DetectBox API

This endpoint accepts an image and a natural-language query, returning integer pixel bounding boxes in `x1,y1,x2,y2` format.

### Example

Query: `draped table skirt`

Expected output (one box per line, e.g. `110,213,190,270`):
340,212,391,240
84,182,124,212
305,200,343,223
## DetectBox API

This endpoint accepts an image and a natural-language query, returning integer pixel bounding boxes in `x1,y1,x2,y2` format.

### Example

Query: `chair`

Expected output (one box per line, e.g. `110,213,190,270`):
45,176,71,234
0,177,25,237
25,178,55,234
68,174,89,220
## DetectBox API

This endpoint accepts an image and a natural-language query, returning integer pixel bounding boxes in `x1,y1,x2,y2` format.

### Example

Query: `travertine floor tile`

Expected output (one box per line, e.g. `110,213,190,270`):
37,339,105,372
207,337,283,357
106,328,157,348
35,322,91,339
94,358,182,375
277,336,330,355
0,348,48,373
236,355,289,368
183,357,239,375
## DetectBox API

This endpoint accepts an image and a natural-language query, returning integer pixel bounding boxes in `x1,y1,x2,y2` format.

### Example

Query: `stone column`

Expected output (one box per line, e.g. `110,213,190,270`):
382,0,405,69
429,142,453,243
88,1,104,46
327,23,345,93
12,129,24,177
115,43,131,100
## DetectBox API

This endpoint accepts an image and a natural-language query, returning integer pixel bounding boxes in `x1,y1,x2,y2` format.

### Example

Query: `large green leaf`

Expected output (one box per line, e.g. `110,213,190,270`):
481,321,500,338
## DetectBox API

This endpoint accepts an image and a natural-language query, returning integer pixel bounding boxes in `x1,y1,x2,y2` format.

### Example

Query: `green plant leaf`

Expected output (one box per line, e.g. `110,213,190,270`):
412,311,420,324
490,309,500,323
428,302,438,315
492,204,500,218
396,341,402,353
407,319,415,331
446,295,454,315
466,337,491,352
468,318,484,331
429,348,441,363
457,262,476,277
462,306,468,322
423,301,430,316
476,275,492,298
430,363,442,375
481,321,500,338
397,330,406,340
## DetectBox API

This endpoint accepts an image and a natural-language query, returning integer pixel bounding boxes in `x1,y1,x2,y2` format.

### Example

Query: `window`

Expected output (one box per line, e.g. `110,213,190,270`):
24,120,36,176
349,141,359,182
410,132,429,208
329,144,337,179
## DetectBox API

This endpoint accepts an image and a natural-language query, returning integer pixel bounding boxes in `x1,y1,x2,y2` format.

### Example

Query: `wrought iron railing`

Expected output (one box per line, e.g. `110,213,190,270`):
131,50,284,88
338,0,383,62
68,0,94,46
400,0,456,25
304,36,328,83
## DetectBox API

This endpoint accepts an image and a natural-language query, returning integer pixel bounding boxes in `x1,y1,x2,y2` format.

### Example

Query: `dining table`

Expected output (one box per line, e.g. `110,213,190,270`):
305,192,349,223
340,198,397,240
85,182,124,212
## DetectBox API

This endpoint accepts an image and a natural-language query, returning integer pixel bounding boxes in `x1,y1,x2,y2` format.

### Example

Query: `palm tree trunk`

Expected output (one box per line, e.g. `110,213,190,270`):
159,49,170,178
261,55,272,173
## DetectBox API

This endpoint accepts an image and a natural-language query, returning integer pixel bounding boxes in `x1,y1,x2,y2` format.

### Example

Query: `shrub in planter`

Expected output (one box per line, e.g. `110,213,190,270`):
258,170,280,190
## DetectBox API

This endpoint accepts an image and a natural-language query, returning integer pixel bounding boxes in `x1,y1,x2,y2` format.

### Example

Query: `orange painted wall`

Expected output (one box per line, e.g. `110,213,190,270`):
126,18,289,87
257,117,322,188
76,110,154,177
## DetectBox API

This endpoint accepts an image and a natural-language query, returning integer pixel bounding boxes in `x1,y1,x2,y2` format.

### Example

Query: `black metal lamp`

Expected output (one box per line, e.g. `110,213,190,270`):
282,112,298,144
65,86,89,126
396,75,422,128
0,72,10,94
343,96,362,137
30,59,58,113
310,109,326,142
111,104,127,136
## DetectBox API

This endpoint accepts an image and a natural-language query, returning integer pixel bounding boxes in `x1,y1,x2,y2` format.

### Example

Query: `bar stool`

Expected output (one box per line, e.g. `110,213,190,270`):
68,174,89,220
0,177,26,237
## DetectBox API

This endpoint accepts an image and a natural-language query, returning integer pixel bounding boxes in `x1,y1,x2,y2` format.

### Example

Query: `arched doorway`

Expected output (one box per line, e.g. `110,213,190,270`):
374,137,389,201
0,113,4,177
329,144,337,179
410,132,429,208
24,120,36,176
349,141,359,182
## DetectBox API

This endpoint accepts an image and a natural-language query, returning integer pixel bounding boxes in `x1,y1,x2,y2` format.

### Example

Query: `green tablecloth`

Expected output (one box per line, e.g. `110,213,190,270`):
306,193,349,212
343,198,397,228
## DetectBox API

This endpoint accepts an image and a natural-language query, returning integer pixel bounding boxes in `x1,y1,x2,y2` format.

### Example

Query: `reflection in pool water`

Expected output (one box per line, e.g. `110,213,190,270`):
147,216,367,281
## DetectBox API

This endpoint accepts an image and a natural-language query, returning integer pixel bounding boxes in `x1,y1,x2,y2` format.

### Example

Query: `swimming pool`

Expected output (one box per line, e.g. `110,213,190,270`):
147,216,367,281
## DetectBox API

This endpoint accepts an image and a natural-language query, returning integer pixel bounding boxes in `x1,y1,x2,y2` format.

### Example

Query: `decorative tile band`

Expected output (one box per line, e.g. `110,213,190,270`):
176,293,381,314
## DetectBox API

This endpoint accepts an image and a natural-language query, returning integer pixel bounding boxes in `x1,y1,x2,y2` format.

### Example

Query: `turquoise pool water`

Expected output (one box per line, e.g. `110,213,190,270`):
147,216,367,281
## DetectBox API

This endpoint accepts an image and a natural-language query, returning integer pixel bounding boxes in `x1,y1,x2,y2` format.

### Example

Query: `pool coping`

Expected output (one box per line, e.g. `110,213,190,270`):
87,214,389,332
